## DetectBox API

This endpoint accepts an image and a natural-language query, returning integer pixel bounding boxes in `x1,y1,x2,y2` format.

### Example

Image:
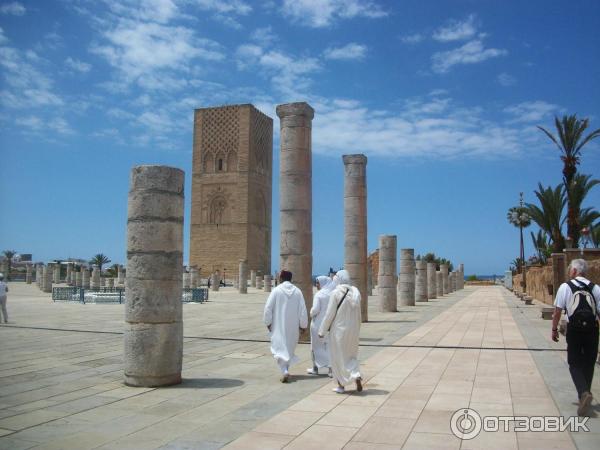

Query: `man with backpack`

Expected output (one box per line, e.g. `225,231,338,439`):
552,259,600,416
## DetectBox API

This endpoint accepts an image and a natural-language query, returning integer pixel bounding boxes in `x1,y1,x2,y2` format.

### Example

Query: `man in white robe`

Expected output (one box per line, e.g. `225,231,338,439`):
263,270,308,382
307,276,334,376
319,270,363,393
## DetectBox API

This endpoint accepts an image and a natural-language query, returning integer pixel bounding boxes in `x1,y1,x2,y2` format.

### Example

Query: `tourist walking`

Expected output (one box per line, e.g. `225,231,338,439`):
307,275,334,376
0,273,8,323
551,259,600,416
263,270,308,382
319,270,363,394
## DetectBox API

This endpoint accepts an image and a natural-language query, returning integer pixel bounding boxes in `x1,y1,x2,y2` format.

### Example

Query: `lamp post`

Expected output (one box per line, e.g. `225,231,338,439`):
507,192,531,292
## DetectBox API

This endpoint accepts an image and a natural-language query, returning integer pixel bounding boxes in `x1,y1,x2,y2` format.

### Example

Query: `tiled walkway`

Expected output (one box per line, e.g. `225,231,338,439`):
224,287,598,450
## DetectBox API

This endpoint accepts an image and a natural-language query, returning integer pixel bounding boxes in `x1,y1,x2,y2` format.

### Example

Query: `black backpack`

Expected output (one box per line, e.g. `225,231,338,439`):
565,281,598,330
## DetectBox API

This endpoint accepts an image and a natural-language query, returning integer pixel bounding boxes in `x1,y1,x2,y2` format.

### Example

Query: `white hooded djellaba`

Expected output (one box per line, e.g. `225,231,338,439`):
310,276,334,369
319,270,362,386
263,280,308,372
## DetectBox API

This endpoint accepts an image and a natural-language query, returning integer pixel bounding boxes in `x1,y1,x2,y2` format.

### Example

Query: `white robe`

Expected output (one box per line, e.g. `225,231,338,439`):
319,284,362,386
263,281,308,370
310,286,332,368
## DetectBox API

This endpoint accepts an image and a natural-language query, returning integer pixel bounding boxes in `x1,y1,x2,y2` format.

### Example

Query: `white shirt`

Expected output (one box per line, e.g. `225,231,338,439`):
554,276,600,321
0,281,7,296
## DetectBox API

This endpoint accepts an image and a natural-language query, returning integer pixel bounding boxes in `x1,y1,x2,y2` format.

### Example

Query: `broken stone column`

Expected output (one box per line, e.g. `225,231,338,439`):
211,272,220,291
43,264,53,293
343,154,368,321
458,264,464,290
256,272,263,290
82,268,90,289
250,270,257,288
415,259,428,302
436,271,443,297
190,267,198,288
76,270,82,288
66,263,72,285
118,265,125,285
124,165,184,387
26,263,32,284
100,276,106,287
398,249,415,306
378,235,397,312
449,272,456,293
107,277,115,288
53,264,60,284
91,265,101,289
440,264,449,295
427,262,437,299
264,274,272,292
239,260,248,294
233,276,239,289
277,102,314,312
182,271,190,289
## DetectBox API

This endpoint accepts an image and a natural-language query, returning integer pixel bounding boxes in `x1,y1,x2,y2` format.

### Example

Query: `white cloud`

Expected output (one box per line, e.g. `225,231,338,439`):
400,33,424,44
251,26,277,46
65,57,92,73
433,14,477,42
323,43,367,60
193,0,251,15
102,0,179,24
0,2,26,16
16,115,74,135
497,72,516,87
504,100,559,123
431,39,507,73
281,0,387,28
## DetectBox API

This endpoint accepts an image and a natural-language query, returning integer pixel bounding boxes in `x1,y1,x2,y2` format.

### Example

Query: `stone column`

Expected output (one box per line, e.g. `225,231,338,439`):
182,271,190,289
76,270,82,288
450,272,456,292
398,249,415,306
124,165,184,387
53,264,60,284
239,260,248,294
264,274,272,292
25,263,32,284
367,263,373,296
118,265,125,285
107,277,115,288
256,272,263,290
250,270,257,288
36,264,42,288
436,271,443,297
505,270,513,289
458,264,464,290
427,262,437,299
82,268,90,289
440,264,449,295
190,267,198,288
91,265,101,289
343,154,368,321
378,235,397,312
43,264,53,293
415,259,428,302
66,263,72,284
211,272,220,291
277,102,314,311
233,276,239,289
100,276,106,287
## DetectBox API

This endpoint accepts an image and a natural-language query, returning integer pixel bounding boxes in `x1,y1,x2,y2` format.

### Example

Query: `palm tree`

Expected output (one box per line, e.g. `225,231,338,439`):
568,174,600,243
538,115,600,246
2,250,16,280
507,193,531,287
525,183,566,253
530,230,551,264
89,254,111,272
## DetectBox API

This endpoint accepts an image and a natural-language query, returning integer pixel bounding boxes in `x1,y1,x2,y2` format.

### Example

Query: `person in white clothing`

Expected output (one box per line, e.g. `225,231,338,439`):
307,275,334,377
263,270,308,383
319,270,363,394
0,273,8,324
552,258,600,416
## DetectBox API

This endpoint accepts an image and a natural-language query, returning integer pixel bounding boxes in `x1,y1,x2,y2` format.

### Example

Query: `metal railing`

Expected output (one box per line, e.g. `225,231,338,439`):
52,287,209,304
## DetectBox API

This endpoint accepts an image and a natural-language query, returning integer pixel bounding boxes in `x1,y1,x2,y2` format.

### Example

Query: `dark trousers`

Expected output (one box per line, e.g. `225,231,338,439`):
566,325,599,399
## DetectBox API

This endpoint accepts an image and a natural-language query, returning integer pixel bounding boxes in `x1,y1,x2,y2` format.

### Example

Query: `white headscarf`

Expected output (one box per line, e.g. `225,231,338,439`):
334,269,350,285
316,275,331,291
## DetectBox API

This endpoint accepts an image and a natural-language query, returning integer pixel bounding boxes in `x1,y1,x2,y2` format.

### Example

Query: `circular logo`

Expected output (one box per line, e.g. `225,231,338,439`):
450,408,482,440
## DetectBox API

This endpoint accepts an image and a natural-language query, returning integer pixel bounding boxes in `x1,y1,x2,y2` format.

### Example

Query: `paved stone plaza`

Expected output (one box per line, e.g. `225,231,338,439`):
0,283,598,449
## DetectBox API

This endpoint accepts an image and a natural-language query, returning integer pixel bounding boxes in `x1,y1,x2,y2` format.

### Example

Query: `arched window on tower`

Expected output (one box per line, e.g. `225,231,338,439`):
218,159,223,171
227,151,238,172
209,196,230,225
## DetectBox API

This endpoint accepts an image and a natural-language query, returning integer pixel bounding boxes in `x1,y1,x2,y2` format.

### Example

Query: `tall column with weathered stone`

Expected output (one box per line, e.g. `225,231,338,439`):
427,262,437,299
43,264,53,293
398,249,415,306
250,270,257,288
211,272,220,291
66,263,73,285
378,235,397,312
277,102,314,312
264,274,272,292
415,259,428,302
182,271,190,289
440,264,449,295
76,270,82,288
343,154,368,321
37,264,43,288
436,271,443,297
190,267,198,288
458,264,464,289
53,264,60,284
82,268,90,289
118,265,125,285
91,265,101,289
450,272,456,292
124,165,184,387
256,272,263,290
26,263,32,284
239,260,248,294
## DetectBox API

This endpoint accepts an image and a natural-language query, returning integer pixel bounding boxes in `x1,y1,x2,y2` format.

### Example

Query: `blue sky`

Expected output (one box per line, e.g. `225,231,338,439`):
1,0,599,276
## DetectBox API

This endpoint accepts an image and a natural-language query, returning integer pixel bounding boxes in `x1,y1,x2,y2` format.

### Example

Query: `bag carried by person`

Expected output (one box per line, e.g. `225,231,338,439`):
565,281,598,330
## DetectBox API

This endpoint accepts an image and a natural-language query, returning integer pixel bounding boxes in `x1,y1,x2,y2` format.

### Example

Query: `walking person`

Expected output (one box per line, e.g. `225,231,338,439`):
307,276,334,377
263,270,308,383
0,273,8,323
319,270,363,394
551,259,600,416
